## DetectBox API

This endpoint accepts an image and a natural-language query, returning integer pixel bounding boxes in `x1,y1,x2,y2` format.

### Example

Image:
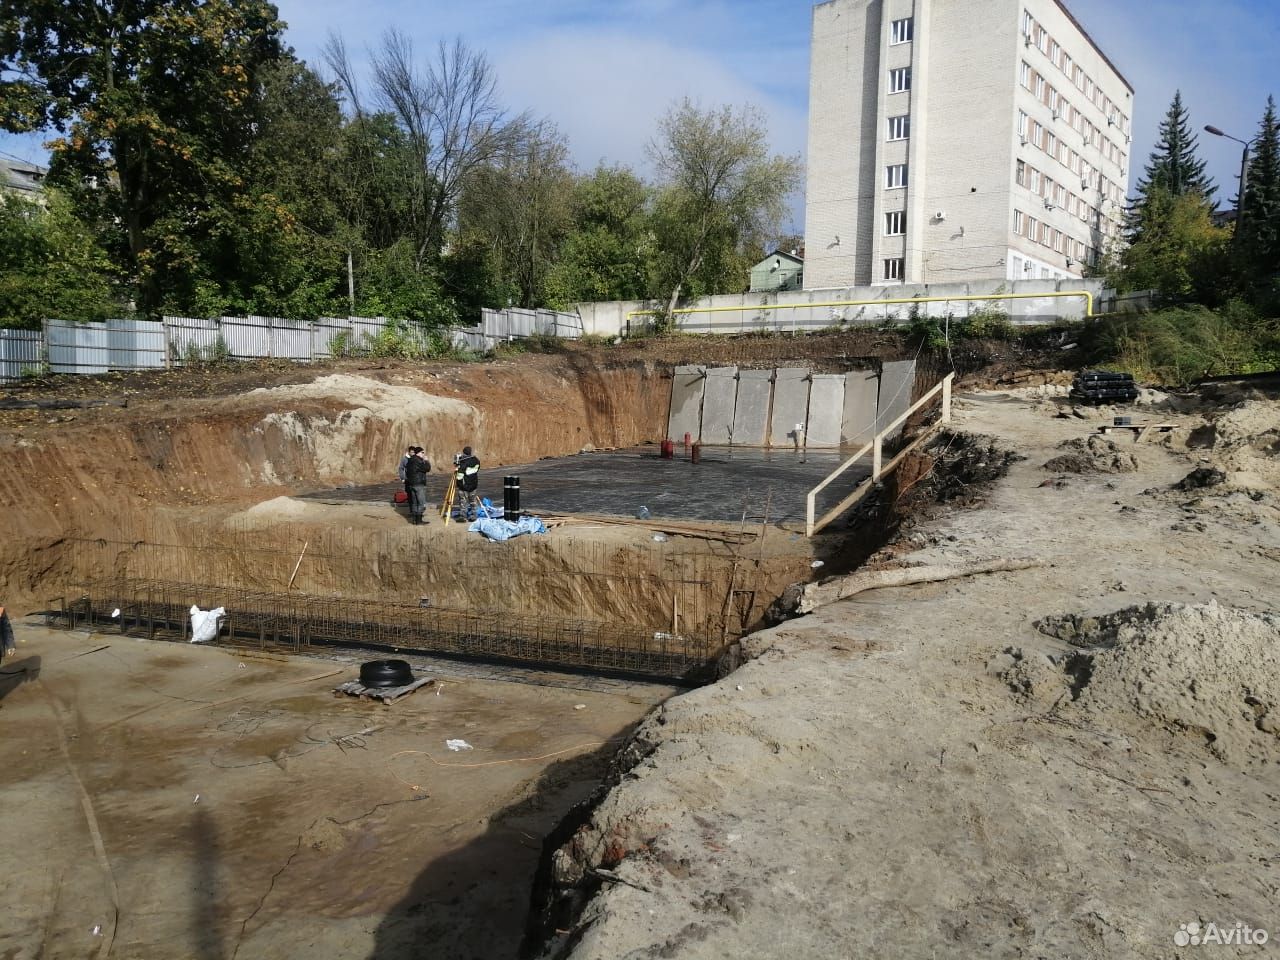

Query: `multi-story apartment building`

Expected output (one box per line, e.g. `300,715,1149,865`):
803,0,1133,289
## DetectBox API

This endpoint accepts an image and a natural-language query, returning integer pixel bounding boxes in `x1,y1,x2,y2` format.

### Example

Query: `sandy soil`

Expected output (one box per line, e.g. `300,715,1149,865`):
0,626,671,959
535,390,1280,959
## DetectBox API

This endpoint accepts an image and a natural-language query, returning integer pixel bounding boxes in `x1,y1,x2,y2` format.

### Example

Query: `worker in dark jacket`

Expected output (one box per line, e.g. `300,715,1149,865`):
0,605,15,659
405,448,432,525
454,446,481,520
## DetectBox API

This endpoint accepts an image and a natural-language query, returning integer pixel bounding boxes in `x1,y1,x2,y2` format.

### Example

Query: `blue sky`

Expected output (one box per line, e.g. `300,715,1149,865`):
3,0,1276,228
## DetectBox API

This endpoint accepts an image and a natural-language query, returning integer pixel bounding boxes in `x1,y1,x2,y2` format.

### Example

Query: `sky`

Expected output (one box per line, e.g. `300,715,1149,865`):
2,0,1277,231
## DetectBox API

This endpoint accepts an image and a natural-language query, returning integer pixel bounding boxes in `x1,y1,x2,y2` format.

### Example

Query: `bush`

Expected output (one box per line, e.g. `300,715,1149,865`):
959,305,1014,340
1081,303,1277,384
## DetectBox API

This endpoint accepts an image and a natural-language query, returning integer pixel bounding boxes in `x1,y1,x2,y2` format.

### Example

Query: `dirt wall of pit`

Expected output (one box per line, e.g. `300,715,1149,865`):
0,357,669,609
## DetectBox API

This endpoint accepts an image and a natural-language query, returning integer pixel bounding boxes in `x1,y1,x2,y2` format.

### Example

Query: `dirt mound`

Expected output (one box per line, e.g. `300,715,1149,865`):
1042,435,1138,474
1185,400,1280,492
1023,603,1280,767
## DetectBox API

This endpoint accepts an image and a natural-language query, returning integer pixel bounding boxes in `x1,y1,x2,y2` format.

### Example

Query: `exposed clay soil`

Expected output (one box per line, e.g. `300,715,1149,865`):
530,386,1280,959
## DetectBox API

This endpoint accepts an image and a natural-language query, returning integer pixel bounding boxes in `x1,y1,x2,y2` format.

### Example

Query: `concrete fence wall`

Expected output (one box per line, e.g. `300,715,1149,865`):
577,277,1108,338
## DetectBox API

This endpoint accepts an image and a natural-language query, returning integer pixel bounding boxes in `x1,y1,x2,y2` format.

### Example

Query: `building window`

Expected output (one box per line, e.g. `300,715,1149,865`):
1034,75,1045,101
1041,222,1052,245
1050,40,1060,65
1027,216,1039,240
883,257,905,281
1045,131,1056,155
1020,62,1031,89
1029,169,1041,192
889,67,911,93
1018,110,1029,140
885,163,908,188
1014,210,1025,235
887,115,910,141
884,211,906,236
1016,160,1027,187
890,18,913,44
1022,10,1033,35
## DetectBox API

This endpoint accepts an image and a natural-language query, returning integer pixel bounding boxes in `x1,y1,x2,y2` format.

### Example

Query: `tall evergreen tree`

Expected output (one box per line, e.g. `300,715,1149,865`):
1135,91,1217,204
1236,96,1280,292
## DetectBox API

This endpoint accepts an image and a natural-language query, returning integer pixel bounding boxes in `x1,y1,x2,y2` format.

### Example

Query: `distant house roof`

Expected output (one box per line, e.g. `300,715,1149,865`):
760,248,804,265
1,159,47,195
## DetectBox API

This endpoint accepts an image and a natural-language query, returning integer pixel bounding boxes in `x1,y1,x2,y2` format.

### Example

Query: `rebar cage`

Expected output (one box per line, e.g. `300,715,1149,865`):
48,578,721,683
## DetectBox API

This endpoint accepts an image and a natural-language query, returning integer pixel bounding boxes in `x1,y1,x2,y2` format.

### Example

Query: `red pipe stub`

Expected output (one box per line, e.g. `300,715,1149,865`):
660,438,675,460
691,441,702,464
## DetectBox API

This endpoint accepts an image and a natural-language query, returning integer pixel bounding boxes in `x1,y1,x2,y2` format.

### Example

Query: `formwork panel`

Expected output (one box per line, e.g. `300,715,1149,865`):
768,367,811,448
805,374,846,448
732,369,773,446
842,369,879,446
699,367,738,444
668,365,705,442
877,359,917,442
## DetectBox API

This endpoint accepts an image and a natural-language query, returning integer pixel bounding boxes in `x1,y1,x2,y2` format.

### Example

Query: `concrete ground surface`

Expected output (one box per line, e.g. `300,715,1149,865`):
541,391,1280,959
303,445,865,525
0,629,670,959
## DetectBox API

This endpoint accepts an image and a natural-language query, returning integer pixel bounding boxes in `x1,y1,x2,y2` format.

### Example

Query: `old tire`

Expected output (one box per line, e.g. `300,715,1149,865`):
359,658,414,688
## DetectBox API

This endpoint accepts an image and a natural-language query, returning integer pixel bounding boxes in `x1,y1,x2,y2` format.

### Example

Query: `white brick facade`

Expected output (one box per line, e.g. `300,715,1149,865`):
804,0,1133,289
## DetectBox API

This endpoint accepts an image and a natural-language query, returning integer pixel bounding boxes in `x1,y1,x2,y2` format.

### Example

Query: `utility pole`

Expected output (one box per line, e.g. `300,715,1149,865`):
346,250,356,315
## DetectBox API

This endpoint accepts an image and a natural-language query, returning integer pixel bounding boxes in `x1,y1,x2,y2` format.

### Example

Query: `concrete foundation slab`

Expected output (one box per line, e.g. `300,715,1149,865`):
732,369,773,446
769,367,811,448
309,446,867,525
700,367,739,444
805,374,846,447
877,359,917,441
842,369,879,447
667,365,705,442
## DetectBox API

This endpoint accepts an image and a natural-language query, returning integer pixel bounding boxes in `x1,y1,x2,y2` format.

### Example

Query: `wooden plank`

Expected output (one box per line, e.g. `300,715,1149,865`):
334,677,433,703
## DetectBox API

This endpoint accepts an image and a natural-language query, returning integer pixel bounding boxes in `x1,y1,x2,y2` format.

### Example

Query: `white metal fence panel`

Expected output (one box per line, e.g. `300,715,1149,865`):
0,328,43,381
106,318,166,369
164,316,222,363
47,319,110,374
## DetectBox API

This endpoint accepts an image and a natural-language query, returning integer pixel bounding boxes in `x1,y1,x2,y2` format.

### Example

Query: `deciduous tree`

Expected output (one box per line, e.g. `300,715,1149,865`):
646,99,801,319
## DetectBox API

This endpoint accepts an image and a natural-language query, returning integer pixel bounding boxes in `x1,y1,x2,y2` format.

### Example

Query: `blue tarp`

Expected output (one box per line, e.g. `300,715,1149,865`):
467,516,548,541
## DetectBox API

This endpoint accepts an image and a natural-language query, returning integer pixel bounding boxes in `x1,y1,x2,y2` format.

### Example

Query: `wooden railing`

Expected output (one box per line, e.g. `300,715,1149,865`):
805,373,955,537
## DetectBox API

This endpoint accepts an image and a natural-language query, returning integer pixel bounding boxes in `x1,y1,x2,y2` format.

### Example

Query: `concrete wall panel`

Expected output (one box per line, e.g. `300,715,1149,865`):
769,367,811,447
668,365,705,441
733,369,773,446
700,366,739,444
806,374,846,447
842,369,880,447
877,359,917,442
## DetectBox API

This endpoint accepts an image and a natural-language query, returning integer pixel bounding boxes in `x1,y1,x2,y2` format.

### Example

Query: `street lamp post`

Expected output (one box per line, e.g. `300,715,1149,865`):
1205,124,1258,233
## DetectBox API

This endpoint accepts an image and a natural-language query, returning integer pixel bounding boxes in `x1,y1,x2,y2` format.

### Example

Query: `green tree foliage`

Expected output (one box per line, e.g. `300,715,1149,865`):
1133,91,1217,208
1109,186,1231,303
456,124,575,308
1236,96,1280,309
542,165,653,307
0,191,118,327
646,99,802,319
1083,302,1278,384
0,0,286,315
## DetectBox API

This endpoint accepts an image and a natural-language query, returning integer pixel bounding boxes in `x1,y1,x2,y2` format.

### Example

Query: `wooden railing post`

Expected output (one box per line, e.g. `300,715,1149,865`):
872,436,883,480
942,373,953,423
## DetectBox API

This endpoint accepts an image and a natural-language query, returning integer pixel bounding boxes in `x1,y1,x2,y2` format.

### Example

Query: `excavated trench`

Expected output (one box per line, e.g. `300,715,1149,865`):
0,347,948,958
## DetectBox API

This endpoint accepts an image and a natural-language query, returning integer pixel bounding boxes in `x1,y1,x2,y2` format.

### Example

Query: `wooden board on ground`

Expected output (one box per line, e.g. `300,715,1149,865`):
1096,423,1177,442
334,677,434,703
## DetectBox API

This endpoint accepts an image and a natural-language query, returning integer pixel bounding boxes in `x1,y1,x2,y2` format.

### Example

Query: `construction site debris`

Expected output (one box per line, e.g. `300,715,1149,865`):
467,515,548,541
1176,466,1227,490
1042,435,1139,474
189,605,225,643
446,739,473,752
